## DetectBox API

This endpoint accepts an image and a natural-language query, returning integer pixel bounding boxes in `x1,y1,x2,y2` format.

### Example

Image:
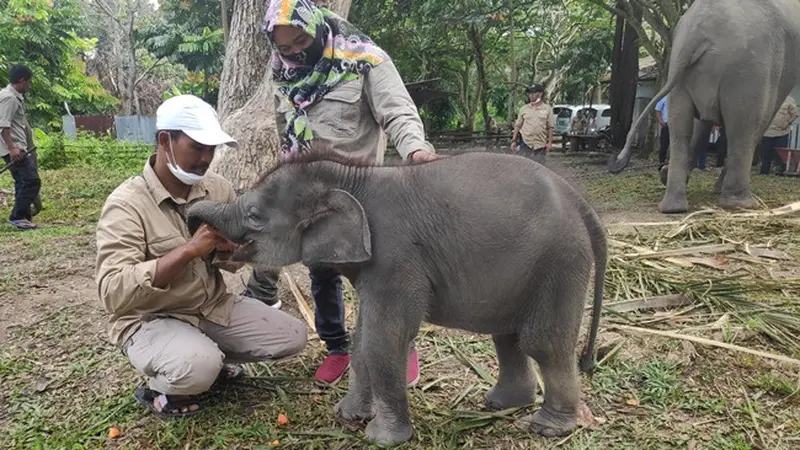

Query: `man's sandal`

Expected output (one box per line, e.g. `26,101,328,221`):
209,363,244,392
217,363,244,383
134,385,203,419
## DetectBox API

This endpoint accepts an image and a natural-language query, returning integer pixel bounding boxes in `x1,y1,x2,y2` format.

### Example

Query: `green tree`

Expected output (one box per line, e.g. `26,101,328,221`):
138,0,228,105
0,0,118,128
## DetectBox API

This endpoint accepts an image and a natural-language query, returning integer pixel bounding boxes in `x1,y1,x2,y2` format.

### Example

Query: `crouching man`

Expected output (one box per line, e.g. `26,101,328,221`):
95,95,307,418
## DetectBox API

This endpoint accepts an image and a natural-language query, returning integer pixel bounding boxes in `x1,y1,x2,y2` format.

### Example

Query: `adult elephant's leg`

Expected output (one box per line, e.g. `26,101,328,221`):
659,88,695,213
484,333,537,410
334,304,373,425
358,283,423,446
717,100,768,210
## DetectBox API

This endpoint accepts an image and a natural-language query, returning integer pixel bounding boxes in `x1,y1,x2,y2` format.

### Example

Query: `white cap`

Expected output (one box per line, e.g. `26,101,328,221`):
156,94,238,148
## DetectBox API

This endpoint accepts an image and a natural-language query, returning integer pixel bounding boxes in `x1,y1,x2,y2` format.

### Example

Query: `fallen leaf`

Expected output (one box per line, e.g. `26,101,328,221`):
687,439,697,450
576,401,596,427
269,440,280,447
108,427,121,439
277,413,289,426
34,378,53,393
625,398,639,406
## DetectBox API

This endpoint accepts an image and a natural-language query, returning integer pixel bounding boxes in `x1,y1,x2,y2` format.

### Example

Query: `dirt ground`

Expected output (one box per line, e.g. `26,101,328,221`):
1,150,799,450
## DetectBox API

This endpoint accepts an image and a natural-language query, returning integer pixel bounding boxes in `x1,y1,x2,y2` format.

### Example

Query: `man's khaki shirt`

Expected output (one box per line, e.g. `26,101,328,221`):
515,102,553,150
95,155,243,346
274,60,434,165
0,85,30,157
765,96,798,138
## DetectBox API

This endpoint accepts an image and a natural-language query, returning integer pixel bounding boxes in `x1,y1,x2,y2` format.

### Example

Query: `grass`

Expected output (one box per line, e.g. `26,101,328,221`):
1,152,800,449
564,152,800,212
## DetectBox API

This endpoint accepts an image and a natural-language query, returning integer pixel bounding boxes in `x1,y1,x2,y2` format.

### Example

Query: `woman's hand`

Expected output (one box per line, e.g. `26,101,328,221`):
409,150,445,164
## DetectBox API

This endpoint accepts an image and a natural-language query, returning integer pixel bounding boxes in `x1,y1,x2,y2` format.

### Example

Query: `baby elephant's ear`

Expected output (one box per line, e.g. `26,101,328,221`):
301,189,372,266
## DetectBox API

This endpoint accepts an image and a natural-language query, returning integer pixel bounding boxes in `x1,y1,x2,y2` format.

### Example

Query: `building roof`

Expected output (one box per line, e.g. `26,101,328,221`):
404,79,450,107
600,56,659,84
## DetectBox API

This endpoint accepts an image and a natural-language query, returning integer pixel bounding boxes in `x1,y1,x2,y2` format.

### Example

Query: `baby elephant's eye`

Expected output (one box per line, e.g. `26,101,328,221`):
247,206,260,220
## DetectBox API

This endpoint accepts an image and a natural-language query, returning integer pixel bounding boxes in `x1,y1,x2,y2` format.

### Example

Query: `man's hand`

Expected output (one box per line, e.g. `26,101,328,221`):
545,143,552,153
185,223,237,258
8,146,22,163
510,141,517,152
409,150,444,164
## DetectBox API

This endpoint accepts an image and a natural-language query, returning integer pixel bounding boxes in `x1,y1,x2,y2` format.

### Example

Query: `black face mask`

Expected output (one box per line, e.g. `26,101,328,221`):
283,33,325,67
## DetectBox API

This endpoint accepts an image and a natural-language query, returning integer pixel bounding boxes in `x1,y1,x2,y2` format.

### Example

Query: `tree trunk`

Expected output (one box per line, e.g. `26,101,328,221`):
609,3,639,148
211,0,352,193
220,0,230,46
317,0,351,14
467,25,491,134
124,11,138,115
216,0,270,120
506,0,516,127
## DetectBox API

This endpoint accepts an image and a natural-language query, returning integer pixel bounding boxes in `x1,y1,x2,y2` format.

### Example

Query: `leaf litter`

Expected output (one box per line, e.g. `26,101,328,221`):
605,201,800,360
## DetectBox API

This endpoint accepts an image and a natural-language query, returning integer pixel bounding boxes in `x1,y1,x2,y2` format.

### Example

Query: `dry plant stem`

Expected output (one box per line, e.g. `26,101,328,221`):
280,269,317,335
610,324,800,367
743,388,769,449
599,294,694,313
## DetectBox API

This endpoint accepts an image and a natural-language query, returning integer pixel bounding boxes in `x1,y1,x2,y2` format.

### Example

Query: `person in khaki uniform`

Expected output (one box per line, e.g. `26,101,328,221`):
241,0,439,388
760,95,798,174
0,65,40,230
95,95,307,418
511,84,554,164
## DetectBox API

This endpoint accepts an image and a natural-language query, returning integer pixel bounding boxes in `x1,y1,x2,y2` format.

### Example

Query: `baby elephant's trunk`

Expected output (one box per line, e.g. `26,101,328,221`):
186,200,246,243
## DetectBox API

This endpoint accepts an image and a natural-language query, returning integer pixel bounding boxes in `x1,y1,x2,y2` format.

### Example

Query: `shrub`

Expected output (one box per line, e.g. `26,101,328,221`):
33,130,152,173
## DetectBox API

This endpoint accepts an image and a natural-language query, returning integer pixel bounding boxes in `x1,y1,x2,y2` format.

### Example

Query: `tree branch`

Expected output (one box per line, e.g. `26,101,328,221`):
93,0,122,27
135,56,167,85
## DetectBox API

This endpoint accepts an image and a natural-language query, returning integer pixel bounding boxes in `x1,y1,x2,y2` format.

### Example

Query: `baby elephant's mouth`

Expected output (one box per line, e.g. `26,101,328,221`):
232,239,256,262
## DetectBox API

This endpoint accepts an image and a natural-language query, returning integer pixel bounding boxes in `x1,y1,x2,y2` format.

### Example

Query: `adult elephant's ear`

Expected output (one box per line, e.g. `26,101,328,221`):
301,189,372,266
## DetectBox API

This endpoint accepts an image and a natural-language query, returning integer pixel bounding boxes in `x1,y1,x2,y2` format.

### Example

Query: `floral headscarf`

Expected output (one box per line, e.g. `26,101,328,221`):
263,0,390,157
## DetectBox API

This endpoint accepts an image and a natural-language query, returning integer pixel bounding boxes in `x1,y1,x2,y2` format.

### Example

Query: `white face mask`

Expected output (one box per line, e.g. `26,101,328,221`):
162,132,206,186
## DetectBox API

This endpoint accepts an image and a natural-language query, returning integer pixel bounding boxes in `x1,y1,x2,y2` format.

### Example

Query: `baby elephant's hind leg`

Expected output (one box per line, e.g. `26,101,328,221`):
516,285,584,437
484,333,537,410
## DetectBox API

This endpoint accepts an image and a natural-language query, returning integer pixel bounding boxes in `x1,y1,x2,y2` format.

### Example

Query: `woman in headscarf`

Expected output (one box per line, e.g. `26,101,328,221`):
242,0,438,388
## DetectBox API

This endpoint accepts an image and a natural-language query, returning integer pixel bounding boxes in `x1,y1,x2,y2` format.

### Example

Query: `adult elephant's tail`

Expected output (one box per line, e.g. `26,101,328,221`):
607,18,710,174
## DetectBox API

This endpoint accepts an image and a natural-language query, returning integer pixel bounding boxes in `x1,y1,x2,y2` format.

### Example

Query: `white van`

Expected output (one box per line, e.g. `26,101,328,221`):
552,105,577,136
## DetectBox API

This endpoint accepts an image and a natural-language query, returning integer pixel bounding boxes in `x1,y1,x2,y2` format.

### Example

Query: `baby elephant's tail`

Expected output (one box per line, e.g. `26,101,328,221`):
579,218,607,375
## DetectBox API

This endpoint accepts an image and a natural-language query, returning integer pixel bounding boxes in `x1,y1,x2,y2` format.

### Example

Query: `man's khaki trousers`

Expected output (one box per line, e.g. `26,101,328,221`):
124,296,307,395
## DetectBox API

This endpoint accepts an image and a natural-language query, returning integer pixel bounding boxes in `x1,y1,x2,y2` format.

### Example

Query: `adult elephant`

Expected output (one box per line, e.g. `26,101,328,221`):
608,0,800,213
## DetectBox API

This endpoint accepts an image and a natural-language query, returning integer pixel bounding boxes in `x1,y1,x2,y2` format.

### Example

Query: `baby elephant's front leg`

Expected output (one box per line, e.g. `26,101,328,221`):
334,349,374,426
362,332,414,446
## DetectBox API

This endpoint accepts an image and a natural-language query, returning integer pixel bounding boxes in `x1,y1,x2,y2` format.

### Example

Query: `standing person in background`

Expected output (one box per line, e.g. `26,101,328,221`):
510,84,553,164
0,64,40,230
655,96,669,171
715,126,728,168
245,0,440,388
760,95,797,175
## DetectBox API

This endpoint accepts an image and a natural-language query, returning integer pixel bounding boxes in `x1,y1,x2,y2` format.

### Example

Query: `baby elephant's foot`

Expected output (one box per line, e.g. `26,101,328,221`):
517,407,577,437
484,384,536,410
365,416,413,446
334,394,373,430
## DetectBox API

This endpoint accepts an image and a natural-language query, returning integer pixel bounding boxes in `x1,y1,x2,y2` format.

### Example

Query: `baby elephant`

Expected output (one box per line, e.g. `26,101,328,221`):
187,151,606,446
